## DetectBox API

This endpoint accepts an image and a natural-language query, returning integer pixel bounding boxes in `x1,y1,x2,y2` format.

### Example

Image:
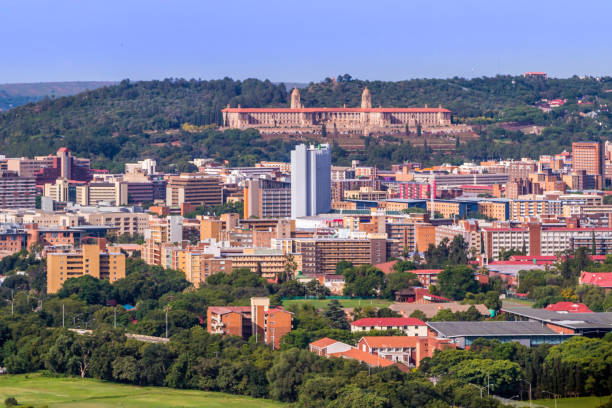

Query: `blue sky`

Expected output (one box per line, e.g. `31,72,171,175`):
1,0,611,83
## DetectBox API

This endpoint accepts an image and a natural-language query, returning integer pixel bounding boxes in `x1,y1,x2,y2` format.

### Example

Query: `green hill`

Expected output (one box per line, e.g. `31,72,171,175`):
0,76,610,171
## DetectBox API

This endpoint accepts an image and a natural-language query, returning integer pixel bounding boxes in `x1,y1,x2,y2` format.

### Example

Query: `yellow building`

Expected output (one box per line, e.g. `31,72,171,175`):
478,201,508,221
343,187,388,201
46,243,126,294
427,201,461,218
177,250,204,287
414,223,436,252
200,218,223,241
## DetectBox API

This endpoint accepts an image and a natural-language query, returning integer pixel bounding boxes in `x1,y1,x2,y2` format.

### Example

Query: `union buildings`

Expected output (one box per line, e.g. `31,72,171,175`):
222,87,454,136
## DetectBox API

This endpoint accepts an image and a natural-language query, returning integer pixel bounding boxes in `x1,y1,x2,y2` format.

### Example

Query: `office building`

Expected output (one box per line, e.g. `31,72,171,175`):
166,174,223,207
244,179,291,218
290,144,331,218
572,141,604,189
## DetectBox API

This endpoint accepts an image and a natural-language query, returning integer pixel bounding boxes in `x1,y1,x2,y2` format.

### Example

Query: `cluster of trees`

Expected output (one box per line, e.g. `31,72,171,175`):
2,246,612,406
518,248,612,311
420,335,612,400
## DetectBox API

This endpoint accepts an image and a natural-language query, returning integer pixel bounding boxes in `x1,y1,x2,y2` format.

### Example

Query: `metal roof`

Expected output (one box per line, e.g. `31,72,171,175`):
427,321,570,338
501,307,612,330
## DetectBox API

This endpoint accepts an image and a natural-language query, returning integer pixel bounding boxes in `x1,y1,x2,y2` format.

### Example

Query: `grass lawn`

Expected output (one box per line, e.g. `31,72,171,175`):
283,298,392,310
502,298,535,307
0,373,285,408
527,396,606,408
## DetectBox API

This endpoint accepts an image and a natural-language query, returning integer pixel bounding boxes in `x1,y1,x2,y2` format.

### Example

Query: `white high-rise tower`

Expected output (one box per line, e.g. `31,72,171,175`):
290,144,331,218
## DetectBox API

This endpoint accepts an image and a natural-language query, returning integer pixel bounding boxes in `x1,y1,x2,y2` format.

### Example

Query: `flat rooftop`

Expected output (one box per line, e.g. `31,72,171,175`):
427,321,571,338
502,307,612,330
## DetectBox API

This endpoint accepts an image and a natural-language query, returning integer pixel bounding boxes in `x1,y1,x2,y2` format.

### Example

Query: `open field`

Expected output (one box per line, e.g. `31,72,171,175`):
502,298,535,307
531,396,606,408
283,298,393,309
506,396,605,408
0,373,285,408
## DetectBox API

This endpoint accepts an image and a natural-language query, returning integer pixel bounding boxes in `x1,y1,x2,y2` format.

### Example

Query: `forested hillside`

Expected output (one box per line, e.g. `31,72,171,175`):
0,76,611,171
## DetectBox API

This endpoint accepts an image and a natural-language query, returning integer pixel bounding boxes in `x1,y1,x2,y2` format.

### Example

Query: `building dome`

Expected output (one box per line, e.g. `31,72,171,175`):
57,147,70,154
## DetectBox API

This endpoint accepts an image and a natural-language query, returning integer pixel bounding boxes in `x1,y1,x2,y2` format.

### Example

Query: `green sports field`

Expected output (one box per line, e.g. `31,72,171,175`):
0,373,285,408
530,396,606,408
282,298,392,309
505,396,605,408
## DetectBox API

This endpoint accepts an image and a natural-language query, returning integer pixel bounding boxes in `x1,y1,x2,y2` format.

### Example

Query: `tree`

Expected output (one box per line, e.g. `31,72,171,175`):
281,254,298,283
409,310,428,321
267,348,319,402
323,300,349,330
437,265,479,300
112,356,139,383
342,265,385,298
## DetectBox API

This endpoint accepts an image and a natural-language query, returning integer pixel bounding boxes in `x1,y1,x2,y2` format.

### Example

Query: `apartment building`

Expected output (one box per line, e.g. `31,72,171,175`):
0,171,36,209
84,212,150,235
294,238,389,275
207,297,292,349
478,201,509,221
483,227,531,260
509,200,562,221
46,241,126,293
357,336,454,368
435,220,482,253
227,249,302,281
166,174,223,207
350,317,427,336
344,186,388,201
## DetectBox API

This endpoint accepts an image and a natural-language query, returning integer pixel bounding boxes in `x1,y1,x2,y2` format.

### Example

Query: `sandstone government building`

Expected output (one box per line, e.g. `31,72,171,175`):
222,87,453,136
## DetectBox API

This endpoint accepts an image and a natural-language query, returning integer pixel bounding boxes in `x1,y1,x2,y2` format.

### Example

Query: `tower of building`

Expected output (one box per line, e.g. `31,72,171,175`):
291,144,332,218
290,87,302,109
57,147,71,179
361,87,372,109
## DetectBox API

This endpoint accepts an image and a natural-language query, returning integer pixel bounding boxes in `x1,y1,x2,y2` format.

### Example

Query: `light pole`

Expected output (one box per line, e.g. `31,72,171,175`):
468,383,486,398
519,379,532,408
542,390,558,408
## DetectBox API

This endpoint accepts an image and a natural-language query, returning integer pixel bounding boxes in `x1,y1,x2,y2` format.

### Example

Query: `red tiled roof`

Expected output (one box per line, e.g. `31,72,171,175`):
222,107,451,113
545,302,593,313
580,271,612,288
330,348,395,367
310,337,339,349
351,317,426,327
374,260,397,275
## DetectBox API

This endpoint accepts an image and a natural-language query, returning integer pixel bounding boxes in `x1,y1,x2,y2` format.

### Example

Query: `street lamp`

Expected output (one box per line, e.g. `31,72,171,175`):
519,379,532,408
468,383,486,398
542,390,558,408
